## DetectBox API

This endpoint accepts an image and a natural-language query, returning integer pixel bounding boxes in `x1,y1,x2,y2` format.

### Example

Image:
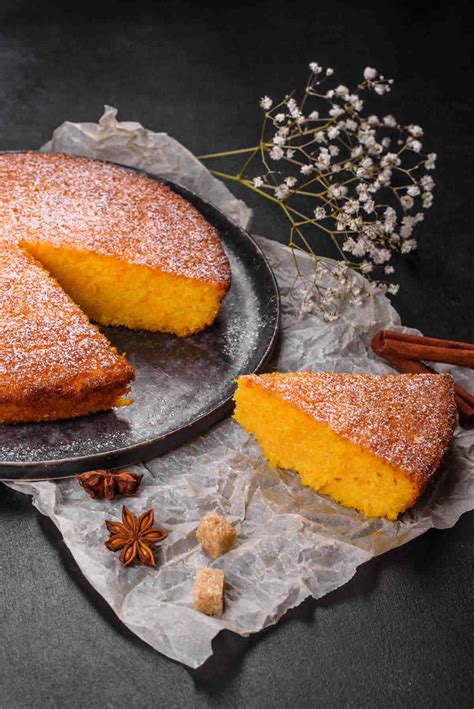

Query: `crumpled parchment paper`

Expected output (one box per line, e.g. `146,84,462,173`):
5,107,474,668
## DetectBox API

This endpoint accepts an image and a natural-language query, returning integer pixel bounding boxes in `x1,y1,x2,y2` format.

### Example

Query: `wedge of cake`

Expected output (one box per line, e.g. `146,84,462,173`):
0,151,231,338
0,247,134,423
0,151,231,424
233,372,457,520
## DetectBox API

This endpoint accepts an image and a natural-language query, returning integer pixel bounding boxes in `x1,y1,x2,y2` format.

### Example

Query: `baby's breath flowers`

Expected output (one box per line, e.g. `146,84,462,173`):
199,63,436,321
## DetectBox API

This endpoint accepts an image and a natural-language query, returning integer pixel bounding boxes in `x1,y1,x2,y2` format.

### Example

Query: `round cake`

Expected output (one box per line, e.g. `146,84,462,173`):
0,152,231,423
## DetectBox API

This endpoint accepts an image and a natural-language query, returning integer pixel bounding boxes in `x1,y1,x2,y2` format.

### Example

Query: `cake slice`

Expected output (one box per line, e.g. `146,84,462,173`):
233,372,457,520
0,151,231,424
0,151,231,338
0,246,134,423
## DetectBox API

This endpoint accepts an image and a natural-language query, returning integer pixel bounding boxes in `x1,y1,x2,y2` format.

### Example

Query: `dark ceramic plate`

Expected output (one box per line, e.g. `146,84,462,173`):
0,166,279,480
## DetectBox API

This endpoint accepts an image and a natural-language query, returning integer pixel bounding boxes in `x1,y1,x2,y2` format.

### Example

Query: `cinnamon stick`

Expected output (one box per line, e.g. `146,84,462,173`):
377,353,474,422
371,330,474,368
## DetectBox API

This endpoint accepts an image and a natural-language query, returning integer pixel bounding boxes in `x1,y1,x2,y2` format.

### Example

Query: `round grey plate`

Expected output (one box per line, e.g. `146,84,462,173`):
0,169,280,480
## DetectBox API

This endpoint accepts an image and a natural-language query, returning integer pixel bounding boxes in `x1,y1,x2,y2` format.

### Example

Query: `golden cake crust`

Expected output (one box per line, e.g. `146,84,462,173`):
0,151,231,287
0,151,231,423
242,371,457,490
0,245,134,423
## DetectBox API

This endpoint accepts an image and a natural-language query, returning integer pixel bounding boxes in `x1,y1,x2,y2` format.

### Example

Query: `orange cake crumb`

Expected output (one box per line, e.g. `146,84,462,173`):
0,151,231,423
233,371,457,521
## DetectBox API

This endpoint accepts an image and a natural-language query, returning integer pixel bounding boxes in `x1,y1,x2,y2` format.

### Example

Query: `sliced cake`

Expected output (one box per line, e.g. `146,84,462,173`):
0,246,134,423
0,151,231,338
233,371,457,520
0,151,231,424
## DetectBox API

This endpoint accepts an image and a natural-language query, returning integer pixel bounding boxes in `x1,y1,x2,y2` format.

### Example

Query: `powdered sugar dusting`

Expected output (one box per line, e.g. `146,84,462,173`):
0,212,276,464
0,151,231,285
0,246,131,398
246,371,457,484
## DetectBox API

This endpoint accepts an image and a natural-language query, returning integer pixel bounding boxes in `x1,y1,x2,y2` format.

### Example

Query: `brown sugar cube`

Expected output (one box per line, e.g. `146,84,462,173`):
194,568,225,616
196,513,237,559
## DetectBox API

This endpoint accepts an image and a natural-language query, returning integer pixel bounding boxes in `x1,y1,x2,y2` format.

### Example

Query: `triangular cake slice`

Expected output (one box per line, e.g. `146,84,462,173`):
0,246,134,423
233,372,457,520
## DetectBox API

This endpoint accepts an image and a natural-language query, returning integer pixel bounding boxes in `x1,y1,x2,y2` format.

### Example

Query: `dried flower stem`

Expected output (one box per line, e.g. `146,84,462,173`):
199,62,436,320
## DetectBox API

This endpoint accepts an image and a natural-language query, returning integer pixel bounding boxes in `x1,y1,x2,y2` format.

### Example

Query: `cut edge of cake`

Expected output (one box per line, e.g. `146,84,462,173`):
22,241,230,338
233,371,457,521
0,246,135,424
0,151,234,424
0,151,232,340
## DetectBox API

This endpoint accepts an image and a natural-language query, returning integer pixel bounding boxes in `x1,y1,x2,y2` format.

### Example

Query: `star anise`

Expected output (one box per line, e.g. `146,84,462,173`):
105,506,168,567
77,470,143,500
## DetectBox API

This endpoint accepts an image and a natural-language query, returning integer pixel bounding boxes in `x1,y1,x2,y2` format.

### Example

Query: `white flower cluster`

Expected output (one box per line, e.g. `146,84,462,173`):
253,62,436,320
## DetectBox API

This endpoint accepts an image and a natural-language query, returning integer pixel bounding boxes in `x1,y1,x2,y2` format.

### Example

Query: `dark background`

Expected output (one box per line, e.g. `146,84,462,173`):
1,0,473,706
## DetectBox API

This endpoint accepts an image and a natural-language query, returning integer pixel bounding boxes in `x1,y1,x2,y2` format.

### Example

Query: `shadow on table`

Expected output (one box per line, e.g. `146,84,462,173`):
2,482,462,695
189,556,381,688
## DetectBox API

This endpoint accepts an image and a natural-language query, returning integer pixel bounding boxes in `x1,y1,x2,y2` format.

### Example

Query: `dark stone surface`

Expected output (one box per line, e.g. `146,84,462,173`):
0,1,473,706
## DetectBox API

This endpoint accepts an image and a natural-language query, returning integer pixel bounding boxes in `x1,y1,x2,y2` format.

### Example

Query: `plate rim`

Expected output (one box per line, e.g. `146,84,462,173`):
0,151,280,479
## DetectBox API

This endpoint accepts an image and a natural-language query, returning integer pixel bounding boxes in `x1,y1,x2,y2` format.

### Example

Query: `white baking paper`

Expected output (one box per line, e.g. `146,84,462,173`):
5,107,474,668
